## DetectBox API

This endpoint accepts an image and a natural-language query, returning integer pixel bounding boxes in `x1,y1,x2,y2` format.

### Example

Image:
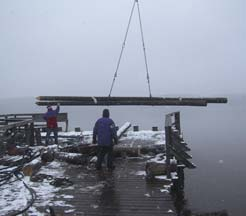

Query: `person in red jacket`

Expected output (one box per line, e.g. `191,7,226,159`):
43,104,60,145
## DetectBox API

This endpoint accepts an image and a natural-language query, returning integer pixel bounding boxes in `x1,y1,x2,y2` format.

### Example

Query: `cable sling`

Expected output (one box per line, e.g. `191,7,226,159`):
136,0,152,97
108,0,136,97
108,0,152,97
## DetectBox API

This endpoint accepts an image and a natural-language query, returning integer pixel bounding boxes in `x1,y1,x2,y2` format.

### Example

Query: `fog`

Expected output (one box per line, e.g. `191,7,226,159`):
0,0,245,99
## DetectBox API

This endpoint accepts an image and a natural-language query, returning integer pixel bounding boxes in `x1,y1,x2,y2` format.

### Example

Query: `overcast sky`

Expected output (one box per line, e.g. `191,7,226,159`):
0,0,245,99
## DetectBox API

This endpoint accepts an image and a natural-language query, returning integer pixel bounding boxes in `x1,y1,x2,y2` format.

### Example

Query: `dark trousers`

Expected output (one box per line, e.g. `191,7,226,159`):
96,145,114,170
45,127,58,144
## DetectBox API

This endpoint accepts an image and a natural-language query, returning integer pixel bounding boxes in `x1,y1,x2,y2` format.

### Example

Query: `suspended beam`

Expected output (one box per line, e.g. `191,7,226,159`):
35,96,228,106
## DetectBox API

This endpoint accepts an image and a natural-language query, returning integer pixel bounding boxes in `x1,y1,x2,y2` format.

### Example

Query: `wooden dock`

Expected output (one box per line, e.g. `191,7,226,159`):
42,158,176,216
0,111,196,215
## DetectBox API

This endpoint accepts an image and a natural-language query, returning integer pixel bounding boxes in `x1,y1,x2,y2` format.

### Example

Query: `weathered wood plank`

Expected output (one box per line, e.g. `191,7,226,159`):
0,120,33,130
36,99,208,106
35,96,227,106
36,96,228,103
54,152,88,165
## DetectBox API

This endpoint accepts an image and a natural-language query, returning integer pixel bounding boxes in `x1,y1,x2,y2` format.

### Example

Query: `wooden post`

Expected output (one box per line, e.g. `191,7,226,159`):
4,116,8,125
172,166,185,191
25,123,34,146
65,119,68,132
30,123,35,146
75,127,81,132
165,114,172,179
133,126,139,132
34,128,42,145
174,112,181,134
25,124,31,146
152,126,158,131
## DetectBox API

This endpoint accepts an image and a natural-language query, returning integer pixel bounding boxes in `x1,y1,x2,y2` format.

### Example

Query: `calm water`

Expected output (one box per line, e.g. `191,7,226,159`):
0,95,245,215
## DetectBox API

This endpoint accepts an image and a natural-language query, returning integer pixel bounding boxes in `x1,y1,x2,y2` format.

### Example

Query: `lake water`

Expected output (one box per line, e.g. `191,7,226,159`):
0,95,245,215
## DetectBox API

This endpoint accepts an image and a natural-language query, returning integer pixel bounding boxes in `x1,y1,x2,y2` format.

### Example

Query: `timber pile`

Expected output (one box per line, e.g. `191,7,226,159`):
36,96,228,106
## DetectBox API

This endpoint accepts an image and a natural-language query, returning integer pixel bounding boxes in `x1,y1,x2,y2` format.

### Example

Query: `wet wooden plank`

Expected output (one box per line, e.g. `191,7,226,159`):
49,158,176,215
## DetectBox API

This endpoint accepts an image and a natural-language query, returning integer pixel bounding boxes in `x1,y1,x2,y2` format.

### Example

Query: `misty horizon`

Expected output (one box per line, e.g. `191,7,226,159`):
1,0,245,98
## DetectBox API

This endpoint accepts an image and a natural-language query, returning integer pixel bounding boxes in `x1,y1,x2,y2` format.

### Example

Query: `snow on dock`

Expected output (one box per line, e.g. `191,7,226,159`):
0,129,175,216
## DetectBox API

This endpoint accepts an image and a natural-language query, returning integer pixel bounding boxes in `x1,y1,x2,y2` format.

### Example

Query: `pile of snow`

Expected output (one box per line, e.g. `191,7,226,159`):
122,130,165,142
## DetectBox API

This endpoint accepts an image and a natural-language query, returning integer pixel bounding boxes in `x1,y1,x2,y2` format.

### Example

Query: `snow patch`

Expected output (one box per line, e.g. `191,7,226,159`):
135,171,146,176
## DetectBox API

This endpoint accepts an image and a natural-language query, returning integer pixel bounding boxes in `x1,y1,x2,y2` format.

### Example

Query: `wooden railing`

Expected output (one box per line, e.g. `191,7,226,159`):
0,119,36,154
0,113,68,153
165,112,196,178
0,113,68,132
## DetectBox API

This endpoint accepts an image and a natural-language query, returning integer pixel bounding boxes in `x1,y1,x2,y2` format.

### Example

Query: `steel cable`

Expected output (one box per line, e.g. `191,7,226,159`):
108,0,136,97
108,0,152,97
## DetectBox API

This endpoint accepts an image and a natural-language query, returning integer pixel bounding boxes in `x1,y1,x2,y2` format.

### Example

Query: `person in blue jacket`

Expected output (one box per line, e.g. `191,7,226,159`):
93,109,118,171
43,104,60,145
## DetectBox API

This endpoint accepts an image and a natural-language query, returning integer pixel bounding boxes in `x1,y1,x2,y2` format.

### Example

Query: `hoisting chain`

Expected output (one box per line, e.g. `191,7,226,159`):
108,0,152,98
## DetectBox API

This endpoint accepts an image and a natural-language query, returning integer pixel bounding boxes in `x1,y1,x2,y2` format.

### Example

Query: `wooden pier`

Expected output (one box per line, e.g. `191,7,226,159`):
46,158,175,216
0,111,197,215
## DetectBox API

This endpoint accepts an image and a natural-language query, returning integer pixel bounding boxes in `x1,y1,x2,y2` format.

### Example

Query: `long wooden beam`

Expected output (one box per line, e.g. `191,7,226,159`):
36,98,207,106
36,96,227,103
35,96,227,106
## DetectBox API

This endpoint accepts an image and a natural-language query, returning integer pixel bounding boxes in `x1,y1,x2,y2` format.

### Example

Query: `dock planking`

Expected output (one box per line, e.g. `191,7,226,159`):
50,158,176,216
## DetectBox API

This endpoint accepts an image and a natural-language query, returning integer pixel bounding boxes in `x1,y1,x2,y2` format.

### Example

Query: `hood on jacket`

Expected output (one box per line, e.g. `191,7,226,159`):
102,109,109,118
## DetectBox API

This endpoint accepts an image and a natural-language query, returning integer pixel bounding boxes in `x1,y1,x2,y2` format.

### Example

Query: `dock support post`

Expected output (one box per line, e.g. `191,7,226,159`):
133,126,139,132
165,114,172,179
4,116,8,125
174,112,181,134
30,123,35,146
25,123,35,146
34,128,42,145
165,126,171,179
65,119,68,132
25,125,30,146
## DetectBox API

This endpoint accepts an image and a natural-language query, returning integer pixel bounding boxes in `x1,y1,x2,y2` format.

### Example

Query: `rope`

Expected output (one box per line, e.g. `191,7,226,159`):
11,171,37,216
0,150,39,215
136,0,152,97
108,0,152,97
108,0,136,97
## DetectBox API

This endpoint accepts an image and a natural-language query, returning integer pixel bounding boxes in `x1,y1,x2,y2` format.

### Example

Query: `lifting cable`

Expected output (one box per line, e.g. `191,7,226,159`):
108,0,152,98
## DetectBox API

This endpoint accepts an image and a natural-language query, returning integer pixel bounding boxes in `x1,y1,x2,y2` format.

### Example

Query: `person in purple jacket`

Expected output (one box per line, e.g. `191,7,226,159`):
93,109,118,171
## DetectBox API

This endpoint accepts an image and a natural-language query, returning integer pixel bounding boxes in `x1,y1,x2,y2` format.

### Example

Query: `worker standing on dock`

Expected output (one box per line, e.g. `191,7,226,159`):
43,104,60,145
93,109,118,171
